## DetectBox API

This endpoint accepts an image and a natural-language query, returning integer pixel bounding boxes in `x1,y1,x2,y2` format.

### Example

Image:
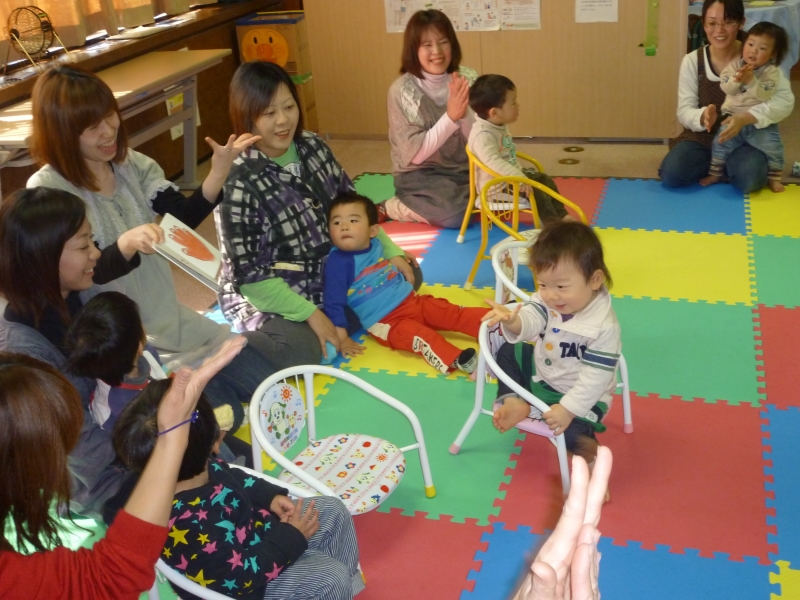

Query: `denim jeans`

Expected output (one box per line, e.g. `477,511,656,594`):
712,123,784,171
202,331,276,432
659,139,769,193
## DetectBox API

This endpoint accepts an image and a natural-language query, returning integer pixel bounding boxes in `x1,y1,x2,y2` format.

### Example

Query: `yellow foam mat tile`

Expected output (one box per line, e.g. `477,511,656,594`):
770,560,800,599
342,284,492,377
749,185,800,238
597,228,754,305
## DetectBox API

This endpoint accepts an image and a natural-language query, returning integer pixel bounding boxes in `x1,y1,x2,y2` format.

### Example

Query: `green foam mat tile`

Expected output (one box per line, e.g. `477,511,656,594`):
312,370,523,525
613,297,762,405
353,173,396,203
752,235,800,308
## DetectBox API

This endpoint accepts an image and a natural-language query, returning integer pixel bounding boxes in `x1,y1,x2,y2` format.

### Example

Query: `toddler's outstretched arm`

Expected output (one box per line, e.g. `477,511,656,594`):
482,299,523,333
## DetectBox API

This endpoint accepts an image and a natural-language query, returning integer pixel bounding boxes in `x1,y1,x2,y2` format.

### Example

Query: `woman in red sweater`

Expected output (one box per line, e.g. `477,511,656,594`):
0,337,245,599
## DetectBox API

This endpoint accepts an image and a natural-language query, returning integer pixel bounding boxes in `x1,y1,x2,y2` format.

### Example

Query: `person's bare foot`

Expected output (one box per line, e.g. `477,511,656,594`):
562,214,578,222
768,179,785,193
699,174,721,187
492,397,531,433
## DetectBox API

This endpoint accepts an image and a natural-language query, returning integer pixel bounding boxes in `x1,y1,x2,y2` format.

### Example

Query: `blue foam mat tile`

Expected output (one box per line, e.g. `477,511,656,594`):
594,179,747,234
463,523,544,600
422,226,536,289
598,539,776,599
762,405,800,564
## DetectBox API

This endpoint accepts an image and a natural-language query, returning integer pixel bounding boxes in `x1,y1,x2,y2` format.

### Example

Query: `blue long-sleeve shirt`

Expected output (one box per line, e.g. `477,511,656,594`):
323,239,413,329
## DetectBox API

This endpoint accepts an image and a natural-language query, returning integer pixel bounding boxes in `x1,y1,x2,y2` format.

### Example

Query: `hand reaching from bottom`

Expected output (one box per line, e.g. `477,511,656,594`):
513,446,612,600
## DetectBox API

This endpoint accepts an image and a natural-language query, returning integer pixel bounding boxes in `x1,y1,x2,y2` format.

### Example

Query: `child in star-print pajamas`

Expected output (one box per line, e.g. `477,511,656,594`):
113,378,364,600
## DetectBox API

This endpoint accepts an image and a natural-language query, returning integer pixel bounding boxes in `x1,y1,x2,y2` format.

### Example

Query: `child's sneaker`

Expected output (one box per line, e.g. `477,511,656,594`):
454,348,478,374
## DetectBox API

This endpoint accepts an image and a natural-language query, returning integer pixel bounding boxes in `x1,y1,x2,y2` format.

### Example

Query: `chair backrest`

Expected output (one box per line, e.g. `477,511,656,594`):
257,378,306,453
248,365,435,501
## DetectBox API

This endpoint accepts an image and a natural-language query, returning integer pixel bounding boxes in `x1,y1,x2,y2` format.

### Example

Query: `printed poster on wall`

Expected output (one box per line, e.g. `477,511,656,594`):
500,0,540,30
384,0,539,33
575,0,618,24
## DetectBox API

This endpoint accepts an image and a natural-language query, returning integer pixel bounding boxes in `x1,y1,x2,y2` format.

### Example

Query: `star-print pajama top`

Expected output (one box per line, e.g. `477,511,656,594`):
161,459,307,598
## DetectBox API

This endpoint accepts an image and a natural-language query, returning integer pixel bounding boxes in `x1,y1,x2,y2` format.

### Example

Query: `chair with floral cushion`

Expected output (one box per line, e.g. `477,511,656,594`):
248,365,435,516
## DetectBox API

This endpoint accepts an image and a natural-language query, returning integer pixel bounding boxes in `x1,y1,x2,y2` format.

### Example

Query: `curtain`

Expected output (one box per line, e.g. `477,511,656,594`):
0,0,207,62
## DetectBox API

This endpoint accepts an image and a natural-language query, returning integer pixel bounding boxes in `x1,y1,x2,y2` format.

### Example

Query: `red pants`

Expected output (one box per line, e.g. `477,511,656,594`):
367,293,488,373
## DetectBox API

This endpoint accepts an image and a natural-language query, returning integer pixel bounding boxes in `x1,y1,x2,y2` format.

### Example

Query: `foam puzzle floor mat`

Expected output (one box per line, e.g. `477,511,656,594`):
56,177,798,599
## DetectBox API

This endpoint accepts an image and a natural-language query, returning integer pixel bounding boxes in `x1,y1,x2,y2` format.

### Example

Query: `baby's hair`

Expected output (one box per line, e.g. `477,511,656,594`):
745,21,789,66
469,74,516,120
112,378,220,482
328,191,379,227
64,292,145,387
530,221,612,288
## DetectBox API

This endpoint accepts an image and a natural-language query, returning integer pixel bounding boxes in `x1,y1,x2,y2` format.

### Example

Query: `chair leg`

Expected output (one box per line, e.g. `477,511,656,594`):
464,213,489,290
556,436,570,495
457,206,475,244
450,353,487,453
620,355,633,433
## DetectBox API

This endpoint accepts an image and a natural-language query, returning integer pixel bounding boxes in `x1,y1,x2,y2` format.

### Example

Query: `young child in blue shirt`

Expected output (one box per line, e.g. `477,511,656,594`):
323,192,488,374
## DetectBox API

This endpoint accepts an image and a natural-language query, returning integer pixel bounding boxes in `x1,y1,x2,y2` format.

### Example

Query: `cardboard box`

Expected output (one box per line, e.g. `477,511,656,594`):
236,11,312,75
292,72,318,133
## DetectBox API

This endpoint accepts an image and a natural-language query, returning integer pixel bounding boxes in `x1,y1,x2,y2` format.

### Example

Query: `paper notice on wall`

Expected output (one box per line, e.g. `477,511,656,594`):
167,93,185,140
384,0,501,32
500,0,540,30
166,92,201,141
575,0,618,23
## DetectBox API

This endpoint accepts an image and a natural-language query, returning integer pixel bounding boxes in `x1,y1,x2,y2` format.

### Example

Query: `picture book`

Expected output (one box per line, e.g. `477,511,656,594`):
155,213,221,292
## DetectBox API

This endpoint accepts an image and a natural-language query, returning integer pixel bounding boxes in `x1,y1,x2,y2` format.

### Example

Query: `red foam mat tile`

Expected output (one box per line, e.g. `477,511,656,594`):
380,221,441,260
755,305,800,410
495,394,775,563
354,508,489,599
553,177,608,224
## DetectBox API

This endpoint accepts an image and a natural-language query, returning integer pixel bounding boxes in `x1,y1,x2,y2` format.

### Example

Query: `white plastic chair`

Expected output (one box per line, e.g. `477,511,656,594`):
449,238,633,494
148,465,315,600
248,365,435,515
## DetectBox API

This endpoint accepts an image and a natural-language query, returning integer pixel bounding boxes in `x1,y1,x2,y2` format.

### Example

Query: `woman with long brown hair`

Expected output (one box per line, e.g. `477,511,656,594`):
26,64,274,436
0,338,245,598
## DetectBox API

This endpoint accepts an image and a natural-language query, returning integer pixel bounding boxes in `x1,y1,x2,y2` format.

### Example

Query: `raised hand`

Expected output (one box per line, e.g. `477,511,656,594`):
482,299,523,329
157,336,246,434
206,133,262,178
513,447,612,600
447,72,470,122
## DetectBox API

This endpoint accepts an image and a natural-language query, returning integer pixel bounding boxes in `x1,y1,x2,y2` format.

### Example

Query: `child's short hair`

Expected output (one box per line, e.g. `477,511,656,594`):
327,191,379,227
746,21,789,66
64,292,145,387
469,74,516,120
112,378,220,482
531,221,613,288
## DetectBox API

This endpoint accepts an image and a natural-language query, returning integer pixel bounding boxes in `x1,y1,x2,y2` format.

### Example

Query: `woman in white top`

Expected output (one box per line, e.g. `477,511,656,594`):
27,65,274,434
384,9,476,228
659,0,794,193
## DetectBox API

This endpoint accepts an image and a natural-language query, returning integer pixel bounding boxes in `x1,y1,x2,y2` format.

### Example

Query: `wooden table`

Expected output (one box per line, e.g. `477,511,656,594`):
0,48,231,194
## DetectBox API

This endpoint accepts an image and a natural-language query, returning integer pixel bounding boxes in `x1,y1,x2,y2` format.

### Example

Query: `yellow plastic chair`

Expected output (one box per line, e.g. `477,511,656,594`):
457,146,544,244
463,175,588,290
